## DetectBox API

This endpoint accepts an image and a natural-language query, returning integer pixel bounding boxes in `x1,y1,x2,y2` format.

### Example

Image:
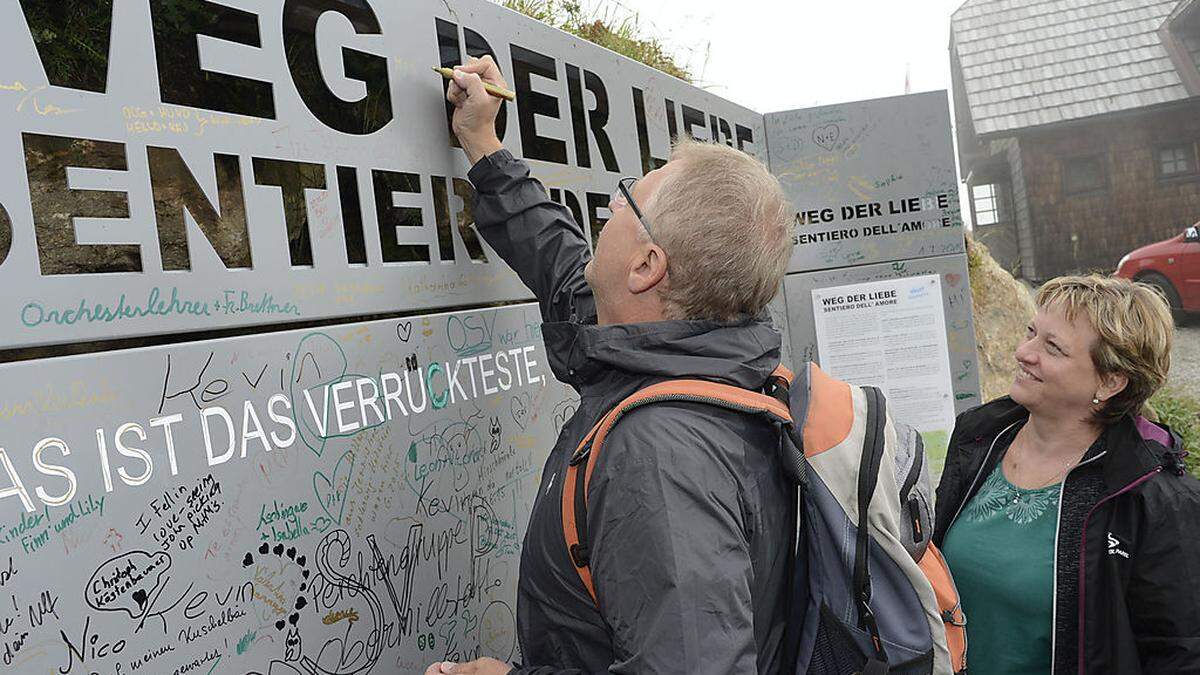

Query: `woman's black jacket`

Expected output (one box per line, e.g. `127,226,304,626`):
933,397,1200,674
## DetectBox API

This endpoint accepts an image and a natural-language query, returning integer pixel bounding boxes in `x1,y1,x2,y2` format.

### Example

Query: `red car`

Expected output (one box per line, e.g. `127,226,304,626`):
1116,223,1200,321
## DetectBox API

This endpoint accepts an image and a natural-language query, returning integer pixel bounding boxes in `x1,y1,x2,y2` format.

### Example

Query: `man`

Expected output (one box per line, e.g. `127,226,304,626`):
426,56,796,675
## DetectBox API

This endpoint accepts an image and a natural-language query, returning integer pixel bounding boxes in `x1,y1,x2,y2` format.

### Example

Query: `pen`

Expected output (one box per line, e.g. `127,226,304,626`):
432,66,516,102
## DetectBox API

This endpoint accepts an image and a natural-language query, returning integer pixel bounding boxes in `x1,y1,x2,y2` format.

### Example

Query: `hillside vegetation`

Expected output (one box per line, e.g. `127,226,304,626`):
502,0,692,81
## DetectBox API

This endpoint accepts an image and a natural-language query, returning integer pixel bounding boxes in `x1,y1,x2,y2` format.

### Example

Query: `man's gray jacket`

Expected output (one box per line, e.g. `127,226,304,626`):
469,150,796,675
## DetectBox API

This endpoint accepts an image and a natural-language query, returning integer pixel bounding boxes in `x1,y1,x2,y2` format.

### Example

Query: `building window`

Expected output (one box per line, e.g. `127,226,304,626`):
1158,143,1199,179
971,183,1009,226
1063,155,1107,195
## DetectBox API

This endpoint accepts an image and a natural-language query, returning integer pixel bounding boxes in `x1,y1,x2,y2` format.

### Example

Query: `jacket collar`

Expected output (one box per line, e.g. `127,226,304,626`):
1099,412,1182,487
540,314,782,395
957,397,1177,491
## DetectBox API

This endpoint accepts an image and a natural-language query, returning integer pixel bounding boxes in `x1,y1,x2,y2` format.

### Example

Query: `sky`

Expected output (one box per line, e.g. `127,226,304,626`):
583,0,975,222
613,0,968,113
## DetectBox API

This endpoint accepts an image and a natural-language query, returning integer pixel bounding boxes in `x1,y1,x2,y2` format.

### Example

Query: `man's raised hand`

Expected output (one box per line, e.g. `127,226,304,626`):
446,55,506,164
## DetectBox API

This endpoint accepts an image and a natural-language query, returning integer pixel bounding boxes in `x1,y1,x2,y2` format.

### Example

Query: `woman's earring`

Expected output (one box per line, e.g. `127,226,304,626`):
1092,397,1101,405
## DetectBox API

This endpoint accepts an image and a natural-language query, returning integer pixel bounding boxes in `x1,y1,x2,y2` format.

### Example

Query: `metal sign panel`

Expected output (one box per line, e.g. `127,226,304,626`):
0,8,979,674
765,92,965,273
0,302,575,672
783,253,981,468
0,0,763,349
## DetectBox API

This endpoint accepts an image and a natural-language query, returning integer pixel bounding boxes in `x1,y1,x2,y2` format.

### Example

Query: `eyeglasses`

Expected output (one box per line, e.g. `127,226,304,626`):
612,176,654,239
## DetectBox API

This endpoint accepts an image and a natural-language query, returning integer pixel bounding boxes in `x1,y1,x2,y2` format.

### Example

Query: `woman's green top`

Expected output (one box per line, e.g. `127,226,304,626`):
942,463,1061,675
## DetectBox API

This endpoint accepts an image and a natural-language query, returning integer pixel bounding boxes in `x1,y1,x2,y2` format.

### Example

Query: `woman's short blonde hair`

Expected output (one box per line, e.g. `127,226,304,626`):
1036,274,1174,424
647,137,794,322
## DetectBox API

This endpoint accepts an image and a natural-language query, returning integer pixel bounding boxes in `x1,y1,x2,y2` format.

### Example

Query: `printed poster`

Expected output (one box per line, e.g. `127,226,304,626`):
811,274,956,459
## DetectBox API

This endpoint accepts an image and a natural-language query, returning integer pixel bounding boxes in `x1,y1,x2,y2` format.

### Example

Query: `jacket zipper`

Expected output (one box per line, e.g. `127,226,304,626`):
1073,466,1161,675
1049,451,1107,673
945,421,1022,531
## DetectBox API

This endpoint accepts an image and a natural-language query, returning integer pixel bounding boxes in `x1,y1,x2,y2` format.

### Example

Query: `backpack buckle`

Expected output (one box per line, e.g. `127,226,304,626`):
569,542,590,567
569,441,593,466
941,607,967,627
857,601,888,662
764,374,790,407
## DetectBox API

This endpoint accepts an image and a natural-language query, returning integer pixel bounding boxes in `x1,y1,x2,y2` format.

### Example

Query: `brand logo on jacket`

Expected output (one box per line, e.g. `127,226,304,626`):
1107,532,1130,559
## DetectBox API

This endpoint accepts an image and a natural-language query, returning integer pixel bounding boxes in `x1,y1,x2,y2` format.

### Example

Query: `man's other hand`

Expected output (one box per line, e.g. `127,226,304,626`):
446,55,506,164
423,657,511,675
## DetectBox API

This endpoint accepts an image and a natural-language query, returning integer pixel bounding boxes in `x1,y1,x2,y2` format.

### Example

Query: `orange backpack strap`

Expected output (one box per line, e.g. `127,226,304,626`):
561,368,794,607
919,542,968,674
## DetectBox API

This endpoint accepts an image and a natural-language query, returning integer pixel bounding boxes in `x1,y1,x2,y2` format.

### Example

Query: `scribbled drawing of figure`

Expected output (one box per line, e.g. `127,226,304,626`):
102,528,124,552
284,627,302,662
489,416,503,452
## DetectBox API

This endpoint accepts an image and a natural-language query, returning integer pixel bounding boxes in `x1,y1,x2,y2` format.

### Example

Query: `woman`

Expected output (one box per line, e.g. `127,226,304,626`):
935,274,1200,674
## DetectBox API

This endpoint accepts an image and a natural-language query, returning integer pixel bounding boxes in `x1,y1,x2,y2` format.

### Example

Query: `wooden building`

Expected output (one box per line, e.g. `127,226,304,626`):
951,0,1200,280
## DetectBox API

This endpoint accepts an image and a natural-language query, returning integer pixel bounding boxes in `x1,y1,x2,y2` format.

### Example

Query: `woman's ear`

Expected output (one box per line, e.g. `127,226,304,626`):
1096,371,1129,404
627,244,668,295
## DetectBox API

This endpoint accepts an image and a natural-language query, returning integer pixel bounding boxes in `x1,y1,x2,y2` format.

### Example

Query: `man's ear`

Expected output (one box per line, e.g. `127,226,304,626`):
627,244,668,295
1096,371,1129,404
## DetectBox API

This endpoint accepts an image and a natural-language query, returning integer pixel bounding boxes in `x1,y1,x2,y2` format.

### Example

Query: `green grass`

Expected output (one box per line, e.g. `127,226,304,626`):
501,0,692,81
1149,388,1200,478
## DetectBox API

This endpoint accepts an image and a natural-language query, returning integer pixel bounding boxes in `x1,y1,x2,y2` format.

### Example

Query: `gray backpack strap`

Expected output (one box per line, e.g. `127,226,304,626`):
894,422,934,562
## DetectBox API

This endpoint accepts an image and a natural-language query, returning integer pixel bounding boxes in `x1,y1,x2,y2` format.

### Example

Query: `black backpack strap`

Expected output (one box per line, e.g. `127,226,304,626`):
855,386,890,669
775,363,813,489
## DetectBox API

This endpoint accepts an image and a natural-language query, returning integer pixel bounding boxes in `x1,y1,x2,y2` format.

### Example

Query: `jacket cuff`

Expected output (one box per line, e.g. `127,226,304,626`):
468,149,524,193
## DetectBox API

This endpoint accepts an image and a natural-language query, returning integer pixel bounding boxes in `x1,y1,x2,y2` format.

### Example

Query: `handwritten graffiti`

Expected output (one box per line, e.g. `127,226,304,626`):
85,550,172,620
314,452,355,527
1,303,556,672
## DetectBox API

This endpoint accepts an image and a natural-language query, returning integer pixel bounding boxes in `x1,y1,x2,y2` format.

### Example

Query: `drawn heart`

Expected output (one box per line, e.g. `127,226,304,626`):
302,569,310,579
259,542,269,555
288,332,350,459
273,544,284,557
243,553,254,567
296,555,306,567
510,393,532,431
289,612,300,626
552,401,577,434
276,619,286,631
313,450,355,526
132,589,148,609
286,547,296,560
396,321,413,343
295,596,307,610
812,123,841,151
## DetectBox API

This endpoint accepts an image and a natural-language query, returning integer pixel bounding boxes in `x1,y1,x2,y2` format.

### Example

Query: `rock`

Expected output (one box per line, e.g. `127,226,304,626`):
967,235,1035,403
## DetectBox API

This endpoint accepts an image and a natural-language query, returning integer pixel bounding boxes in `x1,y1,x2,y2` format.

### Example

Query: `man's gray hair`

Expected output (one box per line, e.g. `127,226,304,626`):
648,137,795,322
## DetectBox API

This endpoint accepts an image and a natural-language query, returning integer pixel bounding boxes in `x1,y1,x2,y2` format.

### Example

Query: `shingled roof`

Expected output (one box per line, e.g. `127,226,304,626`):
951,0,1198,137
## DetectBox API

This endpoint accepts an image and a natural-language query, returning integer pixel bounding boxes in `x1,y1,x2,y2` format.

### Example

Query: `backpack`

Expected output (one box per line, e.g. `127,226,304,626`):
561,362,968,675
